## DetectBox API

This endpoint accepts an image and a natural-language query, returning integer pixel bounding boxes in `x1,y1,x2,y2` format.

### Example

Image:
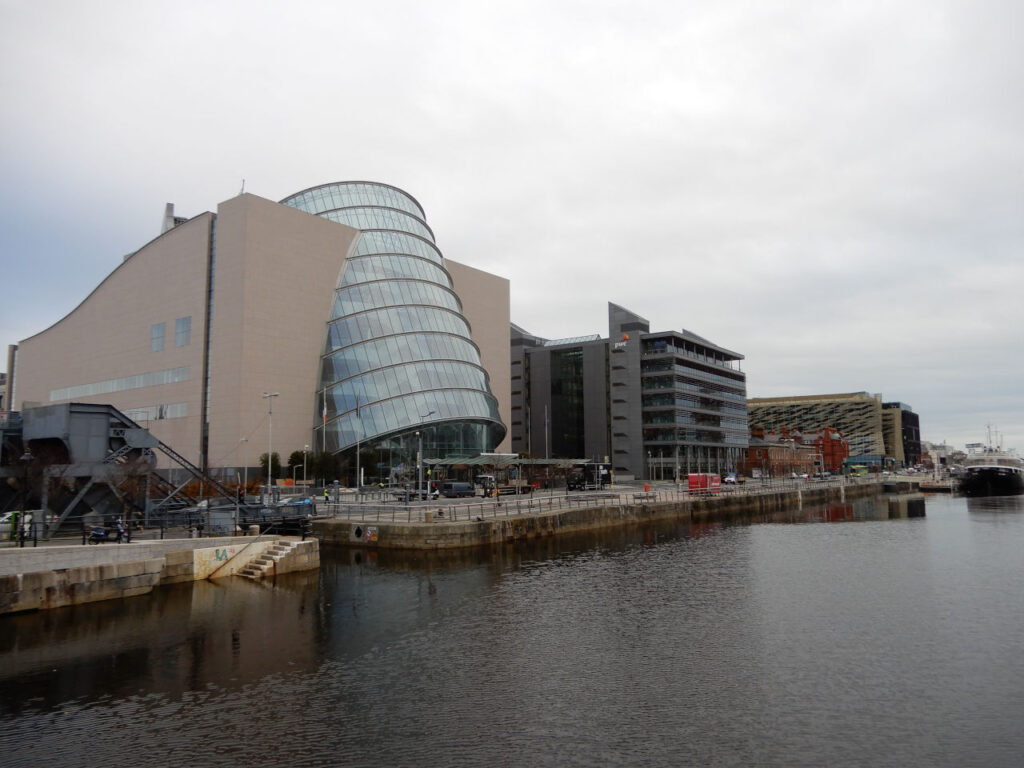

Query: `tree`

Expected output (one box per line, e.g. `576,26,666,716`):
258,452,281,481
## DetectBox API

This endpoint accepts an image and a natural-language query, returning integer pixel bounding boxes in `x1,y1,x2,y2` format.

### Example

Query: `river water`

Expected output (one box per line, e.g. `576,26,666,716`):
2,493,1023,767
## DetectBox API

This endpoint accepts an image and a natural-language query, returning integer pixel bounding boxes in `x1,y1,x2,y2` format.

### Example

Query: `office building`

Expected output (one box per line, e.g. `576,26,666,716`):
511,303,749,480
747,392,919,467
882,402,921,466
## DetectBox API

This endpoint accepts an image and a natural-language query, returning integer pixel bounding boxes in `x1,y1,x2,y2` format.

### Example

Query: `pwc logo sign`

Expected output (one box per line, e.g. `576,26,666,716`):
613,333,629,349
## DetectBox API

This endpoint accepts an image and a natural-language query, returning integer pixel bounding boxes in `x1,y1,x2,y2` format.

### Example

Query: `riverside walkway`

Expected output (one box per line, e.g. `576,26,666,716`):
313,476,910,550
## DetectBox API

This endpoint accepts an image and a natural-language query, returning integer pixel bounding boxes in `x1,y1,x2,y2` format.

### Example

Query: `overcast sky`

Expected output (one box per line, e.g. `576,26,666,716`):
2,0,1021,452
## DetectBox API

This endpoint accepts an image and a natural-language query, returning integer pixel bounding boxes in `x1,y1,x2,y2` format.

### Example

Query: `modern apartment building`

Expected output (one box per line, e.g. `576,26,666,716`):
511,303,749,480
10,182,510,479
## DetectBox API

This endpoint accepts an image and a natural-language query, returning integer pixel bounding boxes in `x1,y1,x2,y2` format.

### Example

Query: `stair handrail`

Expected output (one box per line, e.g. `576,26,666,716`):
204,521,288,580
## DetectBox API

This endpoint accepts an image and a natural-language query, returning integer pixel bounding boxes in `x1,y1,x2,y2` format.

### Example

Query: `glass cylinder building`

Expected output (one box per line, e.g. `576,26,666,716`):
280,182,506,473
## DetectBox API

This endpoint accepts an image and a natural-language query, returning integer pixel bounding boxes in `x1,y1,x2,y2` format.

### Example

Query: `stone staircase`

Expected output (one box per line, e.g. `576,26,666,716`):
237,539,298,581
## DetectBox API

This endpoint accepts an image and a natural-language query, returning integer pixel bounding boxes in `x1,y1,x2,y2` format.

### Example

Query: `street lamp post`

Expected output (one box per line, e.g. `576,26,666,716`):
303,444,309,489
239,437,248,499
417,410,436,499
262,392,279,501
19,449,32,547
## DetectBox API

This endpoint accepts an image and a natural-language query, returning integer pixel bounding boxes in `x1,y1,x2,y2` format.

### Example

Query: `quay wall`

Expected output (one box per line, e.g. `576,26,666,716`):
0,535,318,615
315,482,884,551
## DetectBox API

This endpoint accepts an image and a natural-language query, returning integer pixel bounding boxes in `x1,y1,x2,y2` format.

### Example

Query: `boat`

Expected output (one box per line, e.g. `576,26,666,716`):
957,442,1024,497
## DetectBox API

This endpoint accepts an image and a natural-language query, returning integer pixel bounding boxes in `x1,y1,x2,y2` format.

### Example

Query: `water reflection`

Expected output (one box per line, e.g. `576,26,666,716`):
0,493,920,716
966,493,1024,515
4,492,1021,768
0,572,323,715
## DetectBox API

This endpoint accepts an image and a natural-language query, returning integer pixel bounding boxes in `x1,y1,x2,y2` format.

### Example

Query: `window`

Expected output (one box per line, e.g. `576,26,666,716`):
175,316,191,347
151,323,165,352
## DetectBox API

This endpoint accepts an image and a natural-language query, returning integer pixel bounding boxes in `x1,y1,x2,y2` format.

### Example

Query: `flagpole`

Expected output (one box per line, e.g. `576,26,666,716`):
355,394,361,498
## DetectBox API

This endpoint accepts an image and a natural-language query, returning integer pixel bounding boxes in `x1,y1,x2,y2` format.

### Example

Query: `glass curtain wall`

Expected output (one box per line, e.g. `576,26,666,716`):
640,335,748,478
281,182,505,481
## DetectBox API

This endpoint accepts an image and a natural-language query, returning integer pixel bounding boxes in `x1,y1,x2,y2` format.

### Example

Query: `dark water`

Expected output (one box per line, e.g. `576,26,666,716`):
2,493,1023,767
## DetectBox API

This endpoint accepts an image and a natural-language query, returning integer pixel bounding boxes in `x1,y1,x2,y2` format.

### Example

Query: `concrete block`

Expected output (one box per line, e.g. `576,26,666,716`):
116,561,146,578
0,574,21,594
161,563,192,578
122,586,153,598
164,550,192,566
99,564,118,581
65,565,97,585
21,571,58,592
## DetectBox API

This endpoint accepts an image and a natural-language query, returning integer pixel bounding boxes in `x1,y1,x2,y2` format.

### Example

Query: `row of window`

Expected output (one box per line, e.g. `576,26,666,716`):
321,208,433,242
323,333,482,383
353,230,442,265
643,393,748,412
642,341,739,370
51,366,189,402
341,254,450,288
324,390,501,451
642,362,745,390
150,316,192,351
643,377,747,402
644,413,749,428
282,182,425,221
325,306,470,353
325,361,489,413
122,402,188,422
334,279,459,317
642,427,750,446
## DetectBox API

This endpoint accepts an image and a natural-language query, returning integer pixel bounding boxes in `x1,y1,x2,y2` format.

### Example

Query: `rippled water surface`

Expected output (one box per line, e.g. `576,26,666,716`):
2,493,1023,767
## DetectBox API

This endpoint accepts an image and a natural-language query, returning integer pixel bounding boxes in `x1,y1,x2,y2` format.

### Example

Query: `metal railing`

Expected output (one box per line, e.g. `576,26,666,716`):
314,476,883,524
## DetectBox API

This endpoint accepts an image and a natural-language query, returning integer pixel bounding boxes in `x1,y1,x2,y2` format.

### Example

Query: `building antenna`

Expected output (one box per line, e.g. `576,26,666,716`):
240,178,246,195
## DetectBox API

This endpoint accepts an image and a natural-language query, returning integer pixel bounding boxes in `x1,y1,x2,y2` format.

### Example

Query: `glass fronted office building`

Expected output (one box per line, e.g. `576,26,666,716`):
511,303,749,480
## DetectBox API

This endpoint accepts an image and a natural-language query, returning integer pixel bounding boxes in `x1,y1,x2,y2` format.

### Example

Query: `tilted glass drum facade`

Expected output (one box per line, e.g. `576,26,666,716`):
281,182,506,463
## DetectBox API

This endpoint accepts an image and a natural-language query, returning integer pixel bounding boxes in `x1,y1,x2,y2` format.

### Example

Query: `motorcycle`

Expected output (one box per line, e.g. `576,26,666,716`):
87,527,112,544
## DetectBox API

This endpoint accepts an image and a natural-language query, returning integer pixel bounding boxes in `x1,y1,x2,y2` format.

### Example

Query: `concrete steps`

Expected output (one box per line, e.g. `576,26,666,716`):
237,540,297,581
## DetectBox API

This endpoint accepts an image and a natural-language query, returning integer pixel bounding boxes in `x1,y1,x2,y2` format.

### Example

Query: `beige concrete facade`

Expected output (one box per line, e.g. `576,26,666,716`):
206,194,359,475
15,214,215,464
447,258,511,453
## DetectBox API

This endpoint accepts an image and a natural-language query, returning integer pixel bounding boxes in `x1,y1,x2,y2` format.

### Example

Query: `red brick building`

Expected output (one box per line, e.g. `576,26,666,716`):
738,426,849,478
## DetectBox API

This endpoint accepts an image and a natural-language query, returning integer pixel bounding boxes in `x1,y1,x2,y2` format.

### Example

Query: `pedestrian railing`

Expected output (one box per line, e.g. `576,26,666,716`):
317,476,877,524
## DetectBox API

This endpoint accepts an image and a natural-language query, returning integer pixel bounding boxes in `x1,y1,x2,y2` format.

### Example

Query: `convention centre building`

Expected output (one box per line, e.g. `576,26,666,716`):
9,182,511,482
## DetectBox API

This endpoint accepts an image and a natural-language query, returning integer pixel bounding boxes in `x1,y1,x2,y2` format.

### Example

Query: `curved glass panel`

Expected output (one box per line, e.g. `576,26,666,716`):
354,231,442,265
281,181,506,456
341,255,449,287
333,280,460,316
325,361,490,413
322,339,485,387
325,307,470,352
320,208,433,241
324,391,502,454
281,182,425,220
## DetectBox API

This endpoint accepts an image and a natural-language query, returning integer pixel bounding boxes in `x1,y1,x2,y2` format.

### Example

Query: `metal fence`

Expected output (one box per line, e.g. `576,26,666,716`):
315,476,876,524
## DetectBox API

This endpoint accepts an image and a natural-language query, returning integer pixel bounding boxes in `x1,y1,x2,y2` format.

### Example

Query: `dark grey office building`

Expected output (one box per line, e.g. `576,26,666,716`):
511,303,749,480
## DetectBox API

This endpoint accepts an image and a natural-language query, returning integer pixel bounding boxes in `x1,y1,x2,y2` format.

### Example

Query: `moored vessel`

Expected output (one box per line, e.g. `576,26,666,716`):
957,443,1024,498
